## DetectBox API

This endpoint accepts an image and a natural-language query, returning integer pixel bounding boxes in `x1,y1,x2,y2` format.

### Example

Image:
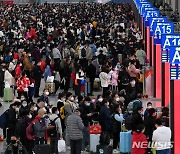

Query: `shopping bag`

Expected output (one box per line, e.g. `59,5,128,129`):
46,76,54,83
58,139,66,152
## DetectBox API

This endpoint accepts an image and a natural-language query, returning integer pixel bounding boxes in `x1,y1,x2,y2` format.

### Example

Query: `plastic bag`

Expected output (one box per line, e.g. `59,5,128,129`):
81,79,85,85
58,139,66,152
46,76,54,83
5,81,10,88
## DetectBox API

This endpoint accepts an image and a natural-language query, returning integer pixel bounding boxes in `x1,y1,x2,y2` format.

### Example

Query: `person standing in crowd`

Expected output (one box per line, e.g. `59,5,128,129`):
16,71,30,101
131,124,148,154
152,119,171,154
40,89,50,105
67,108,84,154
0,66,4,97
125,78,137,101
86,60,96,96
32,61,43,98
52,43,62,72
5,136,28,154
99,66,110,97
99,99,111,133
79,97,93,151
63,58,71,93
131,106,144,131
128,59,141,78
6,101,21,144
49,107,62,154
111,104,124,153
144,102,153,117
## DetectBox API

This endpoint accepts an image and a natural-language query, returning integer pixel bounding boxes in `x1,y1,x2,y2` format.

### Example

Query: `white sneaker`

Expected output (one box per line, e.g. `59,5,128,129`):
113,149,119,153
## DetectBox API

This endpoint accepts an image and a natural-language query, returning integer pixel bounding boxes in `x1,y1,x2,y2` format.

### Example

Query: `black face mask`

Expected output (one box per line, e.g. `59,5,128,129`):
11,140,17,145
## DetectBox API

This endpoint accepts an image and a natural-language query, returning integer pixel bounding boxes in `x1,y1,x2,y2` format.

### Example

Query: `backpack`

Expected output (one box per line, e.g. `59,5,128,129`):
0,110,9,129
48,117,59,137
60,106,65,120
127,99,142,114
124,114,133,130
16,117,27,137
26,120,37,140
81,48,86,58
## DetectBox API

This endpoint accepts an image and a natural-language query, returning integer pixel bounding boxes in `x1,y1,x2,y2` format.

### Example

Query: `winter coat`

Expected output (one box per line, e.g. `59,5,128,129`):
99,105,111,132
34,116,47,138
49,114,62,136
44,65,52,82
131,112,143,131
23,55,34,71
67,113,84,140
131,132,148,154
128,64,140,78
99,72,110,88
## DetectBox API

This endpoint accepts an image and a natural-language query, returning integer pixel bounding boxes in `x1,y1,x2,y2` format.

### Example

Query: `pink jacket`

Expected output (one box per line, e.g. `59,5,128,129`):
128,64,140,78
111,71,118,86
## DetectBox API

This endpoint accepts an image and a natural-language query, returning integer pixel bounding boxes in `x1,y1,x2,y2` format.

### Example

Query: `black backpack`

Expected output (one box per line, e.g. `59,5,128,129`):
16,117,27,137
81,48,86,58
124,114,133,130
48,117,58,137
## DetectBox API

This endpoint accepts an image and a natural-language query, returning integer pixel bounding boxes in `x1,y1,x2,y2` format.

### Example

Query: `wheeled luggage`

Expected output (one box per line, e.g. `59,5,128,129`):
3,88,13,102
90,124,102,153
45,82,55,94
34,144,51,154
96,145,113,154
119,131,132,153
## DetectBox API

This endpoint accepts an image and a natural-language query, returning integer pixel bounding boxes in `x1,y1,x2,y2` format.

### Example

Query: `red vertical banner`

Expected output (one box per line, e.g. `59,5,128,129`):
150,36,154,66
170,80,180,154
145,26,150,62
154,44,161,99
162,62,170,107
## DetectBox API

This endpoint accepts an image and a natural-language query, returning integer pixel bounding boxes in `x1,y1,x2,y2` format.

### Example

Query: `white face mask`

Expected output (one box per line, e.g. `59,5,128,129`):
16,108,19,112
107,102,109,106
131,81,136,85
34,107,37,111
98,98,103,102
22,103,27,107
116,97,120,102
148,106,152,109
28,114,32,119
75,99,78,103
45,92,49,96
70,97,74,101
92,99,96,103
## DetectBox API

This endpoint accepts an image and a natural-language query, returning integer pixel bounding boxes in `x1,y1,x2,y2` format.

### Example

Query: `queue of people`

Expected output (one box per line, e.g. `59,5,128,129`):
0,1,172,154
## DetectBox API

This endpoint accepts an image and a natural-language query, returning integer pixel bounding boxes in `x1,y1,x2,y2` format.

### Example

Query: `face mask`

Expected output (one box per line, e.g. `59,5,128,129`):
28,114,32,119
22,103,27,107
57,111,59,114
131,81,136,85
21,97,25,100
86,103,90,106
116,97,120,102
45,92,49,96
45,103,47,107
75,99,78,103
70,97,74,101
62,98,66,102
11,140,17,144
148,106,152,109
16,108,19,112
107,102,109,106
98,98,103,102
34,107,37,111
92,99,96,103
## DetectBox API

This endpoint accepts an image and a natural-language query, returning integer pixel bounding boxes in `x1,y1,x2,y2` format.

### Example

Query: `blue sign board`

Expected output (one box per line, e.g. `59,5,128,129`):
138,3,152,14
143,10,160,22
141,7,157,16
151,22,174,37
147,17,167,27
161,34,180,62
170,46,180,64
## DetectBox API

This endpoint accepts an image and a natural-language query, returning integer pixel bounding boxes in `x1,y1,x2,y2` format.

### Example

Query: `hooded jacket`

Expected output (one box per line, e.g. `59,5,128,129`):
131,132,148,154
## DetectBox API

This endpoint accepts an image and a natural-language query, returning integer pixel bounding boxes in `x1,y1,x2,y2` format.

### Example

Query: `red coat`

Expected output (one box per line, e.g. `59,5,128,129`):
131,132,148,154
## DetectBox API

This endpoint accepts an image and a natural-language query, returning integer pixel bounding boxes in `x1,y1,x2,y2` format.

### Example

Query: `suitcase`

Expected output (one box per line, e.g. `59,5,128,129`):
34,144,51,154
119,131,132,153
45,82,55,94
3,88,13,102
90,134,100,153
96,145,113,154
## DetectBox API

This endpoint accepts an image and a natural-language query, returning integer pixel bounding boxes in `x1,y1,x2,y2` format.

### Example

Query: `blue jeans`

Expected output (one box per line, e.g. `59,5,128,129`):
156,149,171,154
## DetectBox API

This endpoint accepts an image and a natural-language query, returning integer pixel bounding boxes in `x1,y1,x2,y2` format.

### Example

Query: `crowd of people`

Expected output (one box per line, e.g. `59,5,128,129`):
0,2,171,154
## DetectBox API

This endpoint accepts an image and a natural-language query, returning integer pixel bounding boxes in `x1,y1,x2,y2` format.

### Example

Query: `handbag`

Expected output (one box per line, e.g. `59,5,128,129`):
58,139,66,152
